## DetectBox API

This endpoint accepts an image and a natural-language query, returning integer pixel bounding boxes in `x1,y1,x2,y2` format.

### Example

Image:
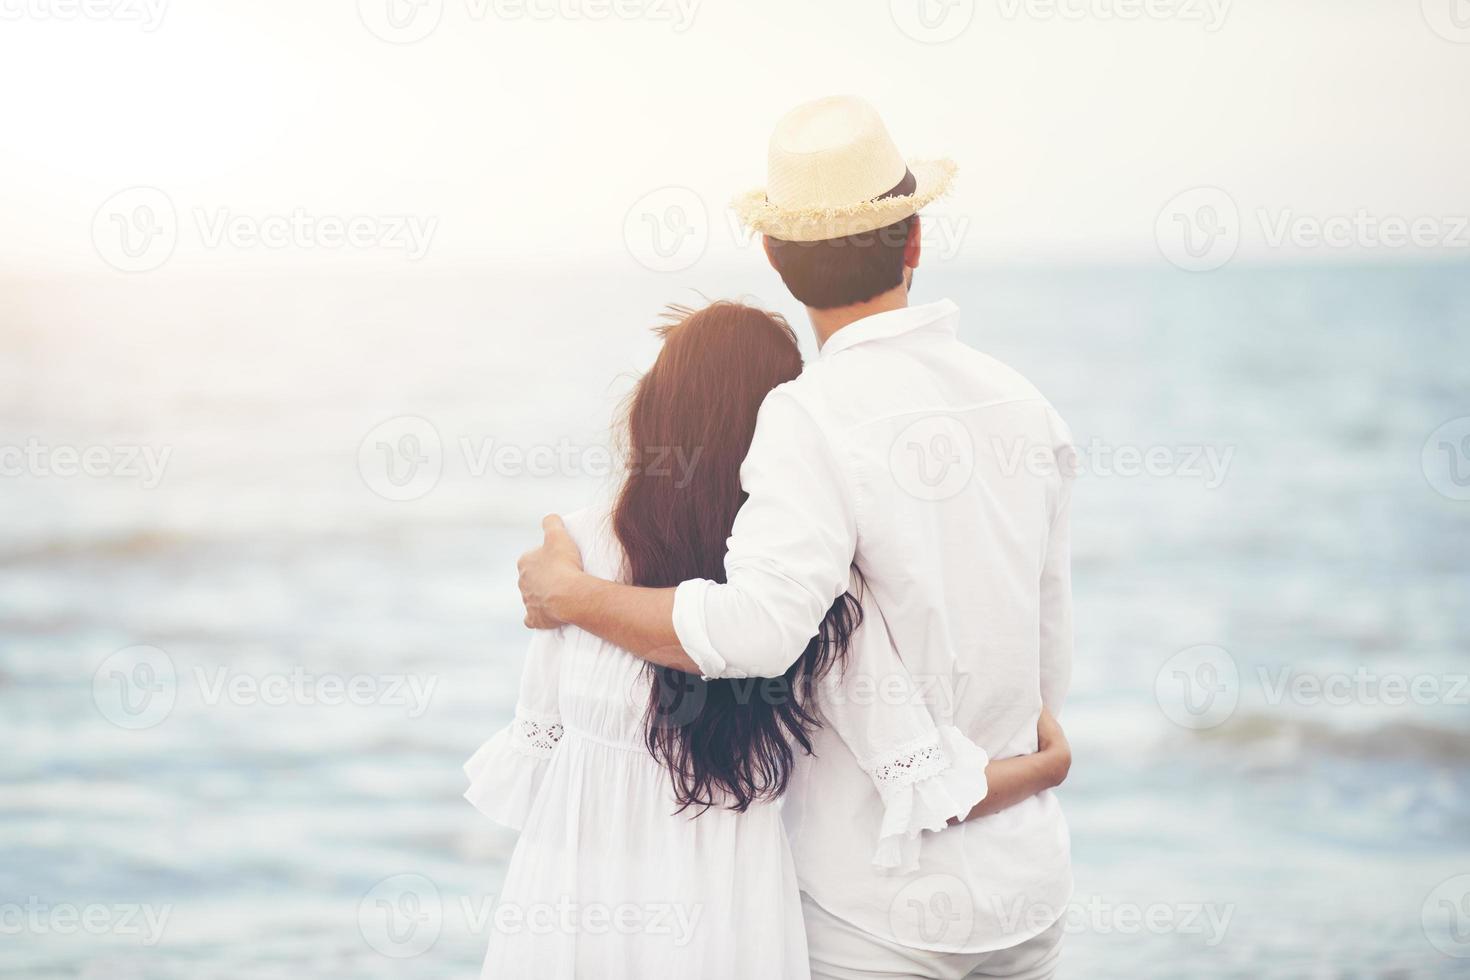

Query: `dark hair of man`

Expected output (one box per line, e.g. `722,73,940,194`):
764,170,917,310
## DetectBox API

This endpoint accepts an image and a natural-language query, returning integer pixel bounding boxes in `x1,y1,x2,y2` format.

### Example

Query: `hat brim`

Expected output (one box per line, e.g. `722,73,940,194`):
731,158,957,243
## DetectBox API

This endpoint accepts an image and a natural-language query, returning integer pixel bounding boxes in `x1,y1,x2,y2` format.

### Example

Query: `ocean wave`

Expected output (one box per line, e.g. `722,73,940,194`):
1195,711,1470,766
0,529,202,563
0,519,520,565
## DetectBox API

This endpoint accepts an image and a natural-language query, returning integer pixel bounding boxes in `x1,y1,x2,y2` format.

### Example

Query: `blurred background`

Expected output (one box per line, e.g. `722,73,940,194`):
2,1,1468,977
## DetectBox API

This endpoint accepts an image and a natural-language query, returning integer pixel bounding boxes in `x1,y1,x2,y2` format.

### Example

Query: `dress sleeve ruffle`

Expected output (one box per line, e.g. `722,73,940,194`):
865,725,989,873
463,713,564,831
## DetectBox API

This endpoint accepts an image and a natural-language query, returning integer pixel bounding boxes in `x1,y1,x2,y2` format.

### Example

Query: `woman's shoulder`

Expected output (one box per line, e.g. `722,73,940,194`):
559,500,625,582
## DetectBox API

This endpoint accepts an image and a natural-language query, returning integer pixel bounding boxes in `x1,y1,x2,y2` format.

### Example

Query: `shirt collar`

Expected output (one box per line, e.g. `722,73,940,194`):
817,298,960,360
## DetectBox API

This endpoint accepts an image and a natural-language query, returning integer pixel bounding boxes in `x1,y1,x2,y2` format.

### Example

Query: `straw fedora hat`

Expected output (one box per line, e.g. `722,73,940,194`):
731,95,956,243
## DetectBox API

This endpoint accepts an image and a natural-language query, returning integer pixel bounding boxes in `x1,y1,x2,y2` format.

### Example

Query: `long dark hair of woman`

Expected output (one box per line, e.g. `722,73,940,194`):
612,301,862,813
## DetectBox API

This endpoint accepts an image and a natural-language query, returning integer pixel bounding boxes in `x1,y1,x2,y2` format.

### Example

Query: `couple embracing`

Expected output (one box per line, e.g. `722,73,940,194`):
466,95,1076,980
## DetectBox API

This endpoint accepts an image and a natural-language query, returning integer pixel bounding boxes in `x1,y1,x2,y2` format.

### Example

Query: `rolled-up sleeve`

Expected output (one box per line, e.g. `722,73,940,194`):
671,389,857,679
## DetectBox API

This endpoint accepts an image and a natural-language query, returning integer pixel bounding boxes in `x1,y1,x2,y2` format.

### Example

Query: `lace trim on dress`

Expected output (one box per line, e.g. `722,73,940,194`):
865,738,950,792
510,715,564,758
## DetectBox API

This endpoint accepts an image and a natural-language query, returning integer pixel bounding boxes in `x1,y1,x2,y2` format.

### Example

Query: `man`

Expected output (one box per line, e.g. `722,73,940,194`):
517,95,1075,979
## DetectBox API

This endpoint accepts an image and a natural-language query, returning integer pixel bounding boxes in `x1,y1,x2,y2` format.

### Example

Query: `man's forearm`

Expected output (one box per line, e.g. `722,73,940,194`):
551,573,700,674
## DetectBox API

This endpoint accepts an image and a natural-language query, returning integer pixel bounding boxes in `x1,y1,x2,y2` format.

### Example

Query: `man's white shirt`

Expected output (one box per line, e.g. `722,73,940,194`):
671,298,1076,952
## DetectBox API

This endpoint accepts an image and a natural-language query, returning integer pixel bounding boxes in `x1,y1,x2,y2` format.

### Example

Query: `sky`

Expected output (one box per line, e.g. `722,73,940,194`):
1,0,1468,273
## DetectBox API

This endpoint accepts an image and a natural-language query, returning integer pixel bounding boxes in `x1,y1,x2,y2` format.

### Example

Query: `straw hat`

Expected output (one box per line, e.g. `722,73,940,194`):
731,95,956,243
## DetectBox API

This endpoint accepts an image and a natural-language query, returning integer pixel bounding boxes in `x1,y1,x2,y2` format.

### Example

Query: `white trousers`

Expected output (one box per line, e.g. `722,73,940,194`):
803,893,1065,980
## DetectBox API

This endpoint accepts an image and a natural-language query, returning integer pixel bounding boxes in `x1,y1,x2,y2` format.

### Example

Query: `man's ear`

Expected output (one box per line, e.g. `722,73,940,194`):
762,234,777,271
904,216,922,270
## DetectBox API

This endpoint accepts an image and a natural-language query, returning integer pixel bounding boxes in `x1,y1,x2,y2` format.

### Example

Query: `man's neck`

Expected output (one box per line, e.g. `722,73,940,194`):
809,284,909,350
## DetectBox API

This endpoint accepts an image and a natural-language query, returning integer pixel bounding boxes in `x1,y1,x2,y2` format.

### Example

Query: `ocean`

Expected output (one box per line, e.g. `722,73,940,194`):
2,261,1467,977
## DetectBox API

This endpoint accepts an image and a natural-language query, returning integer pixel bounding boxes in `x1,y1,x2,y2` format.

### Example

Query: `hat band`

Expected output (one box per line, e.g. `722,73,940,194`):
873,168,917,202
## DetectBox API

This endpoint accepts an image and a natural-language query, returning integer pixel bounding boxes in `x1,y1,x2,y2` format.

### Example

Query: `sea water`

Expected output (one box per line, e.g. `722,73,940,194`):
1,262,1466,977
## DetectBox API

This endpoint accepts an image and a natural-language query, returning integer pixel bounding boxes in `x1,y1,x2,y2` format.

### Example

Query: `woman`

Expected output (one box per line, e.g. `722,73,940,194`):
465,302,1069,979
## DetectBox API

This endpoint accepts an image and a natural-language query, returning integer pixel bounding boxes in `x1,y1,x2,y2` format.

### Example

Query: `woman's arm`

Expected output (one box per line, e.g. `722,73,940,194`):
463,625,566,830
956,707,1071,822
518,390,859,681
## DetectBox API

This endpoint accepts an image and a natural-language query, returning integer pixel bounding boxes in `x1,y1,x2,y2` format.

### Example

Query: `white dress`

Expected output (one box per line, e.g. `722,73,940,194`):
465,506,989,980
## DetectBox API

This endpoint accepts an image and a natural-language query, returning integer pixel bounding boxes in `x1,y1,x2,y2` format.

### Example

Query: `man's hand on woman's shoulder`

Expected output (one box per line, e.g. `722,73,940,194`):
516,514,585,629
